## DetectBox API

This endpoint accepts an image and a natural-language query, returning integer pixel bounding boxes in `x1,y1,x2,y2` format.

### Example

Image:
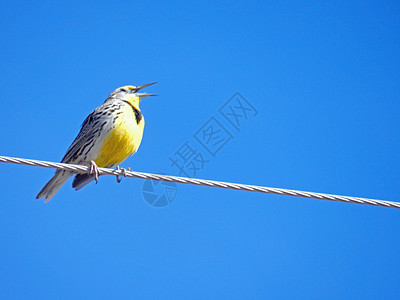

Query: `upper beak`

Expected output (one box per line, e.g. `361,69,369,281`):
135,82,157,92
136,92,158,98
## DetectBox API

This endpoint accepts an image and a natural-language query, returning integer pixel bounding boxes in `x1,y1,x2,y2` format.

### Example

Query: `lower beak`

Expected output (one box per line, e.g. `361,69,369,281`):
135,82,157,92
137,93,158,98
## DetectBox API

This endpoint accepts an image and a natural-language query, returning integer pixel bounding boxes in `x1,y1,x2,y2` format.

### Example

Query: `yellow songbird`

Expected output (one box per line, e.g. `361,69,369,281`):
36,82,156,202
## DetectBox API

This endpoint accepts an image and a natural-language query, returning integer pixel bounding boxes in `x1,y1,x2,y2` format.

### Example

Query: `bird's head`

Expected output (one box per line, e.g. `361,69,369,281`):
107,82,157,109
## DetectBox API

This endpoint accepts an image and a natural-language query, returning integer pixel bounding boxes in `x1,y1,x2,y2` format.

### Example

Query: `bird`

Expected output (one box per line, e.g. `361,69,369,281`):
36,82,157,202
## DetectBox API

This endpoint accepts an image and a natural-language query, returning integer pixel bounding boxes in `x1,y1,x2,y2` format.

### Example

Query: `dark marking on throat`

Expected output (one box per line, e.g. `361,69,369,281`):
133,107,143,125
123,101,143,124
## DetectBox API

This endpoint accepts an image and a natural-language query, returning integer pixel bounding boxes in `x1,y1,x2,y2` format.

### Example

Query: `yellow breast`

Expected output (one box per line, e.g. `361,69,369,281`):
95,105,144,168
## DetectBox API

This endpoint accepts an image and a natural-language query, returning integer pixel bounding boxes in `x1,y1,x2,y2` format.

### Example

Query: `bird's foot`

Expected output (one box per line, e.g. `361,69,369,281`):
79,160,101,183
115,166,131,183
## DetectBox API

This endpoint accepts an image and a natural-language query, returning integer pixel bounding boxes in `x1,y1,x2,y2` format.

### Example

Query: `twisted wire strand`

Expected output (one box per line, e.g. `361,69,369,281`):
0,155,398,209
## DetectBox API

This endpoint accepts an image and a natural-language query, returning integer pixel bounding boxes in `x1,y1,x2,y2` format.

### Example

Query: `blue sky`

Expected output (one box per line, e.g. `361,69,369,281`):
0,0,399,298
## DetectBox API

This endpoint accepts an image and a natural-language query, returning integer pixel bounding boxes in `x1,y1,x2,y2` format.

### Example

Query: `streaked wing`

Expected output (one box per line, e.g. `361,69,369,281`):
61,103,111,163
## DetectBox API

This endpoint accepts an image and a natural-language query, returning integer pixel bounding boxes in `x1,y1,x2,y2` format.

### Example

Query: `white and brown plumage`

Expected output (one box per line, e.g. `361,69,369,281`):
36,82,156,202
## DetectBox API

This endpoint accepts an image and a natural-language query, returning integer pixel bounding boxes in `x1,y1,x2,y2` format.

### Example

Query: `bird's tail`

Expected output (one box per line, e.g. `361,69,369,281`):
36,170,74,202
72,173,96,191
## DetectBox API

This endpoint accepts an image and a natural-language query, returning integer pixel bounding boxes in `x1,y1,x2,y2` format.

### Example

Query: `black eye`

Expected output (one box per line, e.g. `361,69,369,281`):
120,88,126,93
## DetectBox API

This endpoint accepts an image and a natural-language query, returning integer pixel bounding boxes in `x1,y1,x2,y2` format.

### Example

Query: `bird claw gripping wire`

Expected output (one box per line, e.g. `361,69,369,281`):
89,161,101,183
115,166,131,183
79,160,101,183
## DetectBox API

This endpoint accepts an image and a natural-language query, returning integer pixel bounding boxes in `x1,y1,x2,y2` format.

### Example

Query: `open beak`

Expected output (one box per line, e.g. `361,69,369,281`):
136,92,158,98
135,82,157,92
